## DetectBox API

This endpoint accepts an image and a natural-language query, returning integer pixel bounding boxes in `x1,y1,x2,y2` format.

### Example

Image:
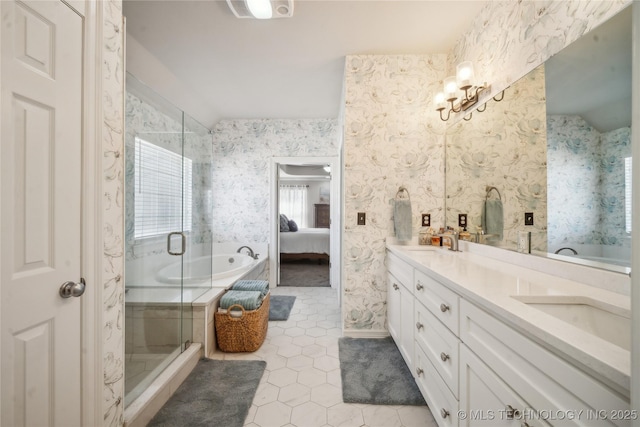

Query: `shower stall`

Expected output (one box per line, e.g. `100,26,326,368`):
124,73,213,406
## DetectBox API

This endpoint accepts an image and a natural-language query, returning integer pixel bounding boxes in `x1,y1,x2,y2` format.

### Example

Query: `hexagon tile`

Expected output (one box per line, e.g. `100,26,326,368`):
211,286,438,427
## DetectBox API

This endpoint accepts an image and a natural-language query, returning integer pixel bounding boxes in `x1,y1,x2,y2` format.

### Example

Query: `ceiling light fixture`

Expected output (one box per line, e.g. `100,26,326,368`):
245,0,272,19
226,0,294,19
434,61,504,122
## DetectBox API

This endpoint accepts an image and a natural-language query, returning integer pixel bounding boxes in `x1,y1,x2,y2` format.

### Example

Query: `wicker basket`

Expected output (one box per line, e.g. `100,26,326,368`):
215,292,270,352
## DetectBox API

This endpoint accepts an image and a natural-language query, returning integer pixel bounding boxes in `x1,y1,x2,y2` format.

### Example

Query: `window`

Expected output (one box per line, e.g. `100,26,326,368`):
279,185,308,228
134,137,192,239
625,157,632,233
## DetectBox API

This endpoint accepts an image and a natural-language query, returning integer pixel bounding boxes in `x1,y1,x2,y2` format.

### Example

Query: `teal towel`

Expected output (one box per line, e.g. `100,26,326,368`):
394,198,412,241
482,199,504,240
231,280,269,297
220,290,263,311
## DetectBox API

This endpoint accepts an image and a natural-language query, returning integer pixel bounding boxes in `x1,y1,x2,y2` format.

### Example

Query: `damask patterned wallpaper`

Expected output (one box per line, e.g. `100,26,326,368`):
343,55,447,333
547,115,631,251
210,119,339,244
446,65,547,252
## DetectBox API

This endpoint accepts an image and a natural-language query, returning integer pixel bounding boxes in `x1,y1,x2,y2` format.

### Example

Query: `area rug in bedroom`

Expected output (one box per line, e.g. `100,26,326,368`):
147,359,265,427
269,295,296,320
338,337,426,405
279,259,330,287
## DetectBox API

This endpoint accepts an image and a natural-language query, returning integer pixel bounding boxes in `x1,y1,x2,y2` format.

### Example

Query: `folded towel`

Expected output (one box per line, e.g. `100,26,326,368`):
219,290,263,311
393,198,412,241
482,199,504,240
231,280,269,297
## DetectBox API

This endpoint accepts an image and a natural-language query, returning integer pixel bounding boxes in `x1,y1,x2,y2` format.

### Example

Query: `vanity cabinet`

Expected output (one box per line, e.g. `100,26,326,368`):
386,248,631,427
387,253,414,368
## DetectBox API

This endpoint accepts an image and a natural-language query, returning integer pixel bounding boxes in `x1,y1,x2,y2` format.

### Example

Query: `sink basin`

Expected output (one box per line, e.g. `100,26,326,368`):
511,295,630,351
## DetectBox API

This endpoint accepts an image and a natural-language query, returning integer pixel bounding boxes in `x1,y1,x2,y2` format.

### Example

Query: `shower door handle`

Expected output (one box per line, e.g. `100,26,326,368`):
167,232,186,256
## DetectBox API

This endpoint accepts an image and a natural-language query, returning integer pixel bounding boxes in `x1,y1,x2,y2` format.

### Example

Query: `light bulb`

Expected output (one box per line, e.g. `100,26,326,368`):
246,0,272,19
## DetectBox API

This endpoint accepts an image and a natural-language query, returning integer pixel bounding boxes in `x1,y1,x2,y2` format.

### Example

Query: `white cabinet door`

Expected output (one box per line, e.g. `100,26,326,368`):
387,272,414,368
460,345,547,427
1,1,84,426
387,273,401,341
398,281,414,368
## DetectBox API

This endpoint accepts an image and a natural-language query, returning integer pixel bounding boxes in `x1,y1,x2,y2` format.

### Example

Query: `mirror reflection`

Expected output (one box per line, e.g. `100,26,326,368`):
445,6,632,270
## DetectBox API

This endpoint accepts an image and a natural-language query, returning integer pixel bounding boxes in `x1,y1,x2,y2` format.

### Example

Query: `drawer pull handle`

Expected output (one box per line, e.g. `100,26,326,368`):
416,282,424,290
416,322,424,330
416,367,424,376
440,303,450,312
393,283,399,290
521,423,531,427
440,408,450,419
440,352,450,362
506,405,520,419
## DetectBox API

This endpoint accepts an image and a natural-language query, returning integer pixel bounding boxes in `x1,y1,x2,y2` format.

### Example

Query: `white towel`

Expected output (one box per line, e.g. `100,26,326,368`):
393,198,412,241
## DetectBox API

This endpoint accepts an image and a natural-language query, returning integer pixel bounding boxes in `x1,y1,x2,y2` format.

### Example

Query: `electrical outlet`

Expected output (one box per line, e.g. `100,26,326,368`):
525,212,534,226
458,213,468,228
357,212,366,225
421,214,431,227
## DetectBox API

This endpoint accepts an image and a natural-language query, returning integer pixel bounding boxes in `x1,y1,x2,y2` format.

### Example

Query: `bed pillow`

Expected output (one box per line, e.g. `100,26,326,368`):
288,220,298,232
279,214,290,232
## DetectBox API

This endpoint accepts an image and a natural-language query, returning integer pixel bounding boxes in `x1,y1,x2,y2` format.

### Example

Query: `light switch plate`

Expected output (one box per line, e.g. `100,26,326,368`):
357,212,366,225
525,212,534,226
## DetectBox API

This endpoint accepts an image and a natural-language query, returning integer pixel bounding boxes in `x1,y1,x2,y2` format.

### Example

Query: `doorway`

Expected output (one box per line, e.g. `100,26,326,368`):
269,157,341,297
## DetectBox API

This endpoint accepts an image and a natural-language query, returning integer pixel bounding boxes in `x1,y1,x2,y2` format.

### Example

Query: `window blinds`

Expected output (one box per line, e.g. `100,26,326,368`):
134,137,192,239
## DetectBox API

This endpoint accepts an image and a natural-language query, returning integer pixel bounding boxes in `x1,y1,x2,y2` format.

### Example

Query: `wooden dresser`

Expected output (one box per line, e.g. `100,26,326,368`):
314,204,330,228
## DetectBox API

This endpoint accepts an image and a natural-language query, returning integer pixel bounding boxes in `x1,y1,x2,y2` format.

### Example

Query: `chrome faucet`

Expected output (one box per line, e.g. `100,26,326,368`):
438,232,460,252
237,245,259,259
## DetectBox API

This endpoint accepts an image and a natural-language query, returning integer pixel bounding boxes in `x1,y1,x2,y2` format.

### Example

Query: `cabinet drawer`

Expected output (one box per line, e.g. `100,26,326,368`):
414,343,459,427
415,301,459,397
387,251,413,290
414,269,459,335
460,344,550,427
460,300,630,427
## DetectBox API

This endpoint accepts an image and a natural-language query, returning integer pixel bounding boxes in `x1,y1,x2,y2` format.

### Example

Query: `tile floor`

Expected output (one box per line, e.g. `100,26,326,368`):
210,286,438,427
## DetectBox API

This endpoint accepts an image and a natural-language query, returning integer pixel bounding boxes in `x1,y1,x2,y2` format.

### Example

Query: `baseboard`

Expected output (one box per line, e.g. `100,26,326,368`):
342,329,389,339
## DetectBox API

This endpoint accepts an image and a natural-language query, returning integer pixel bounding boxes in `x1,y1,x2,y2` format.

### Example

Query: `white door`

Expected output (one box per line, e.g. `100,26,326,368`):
1,1,84,426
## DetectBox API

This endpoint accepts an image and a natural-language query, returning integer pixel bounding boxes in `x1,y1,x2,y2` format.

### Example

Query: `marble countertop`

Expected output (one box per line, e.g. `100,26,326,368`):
386,243,631,396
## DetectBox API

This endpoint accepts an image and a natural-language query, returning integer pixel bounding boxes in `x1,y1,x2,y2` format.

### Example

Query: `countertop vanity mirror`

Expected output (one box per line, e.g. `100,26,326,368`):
445,6,632,273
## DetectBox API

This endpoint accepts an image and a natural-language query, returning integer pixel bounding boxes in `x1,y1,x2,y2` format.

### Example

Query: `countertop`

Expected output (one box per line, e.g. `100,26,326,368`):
386,243,631,397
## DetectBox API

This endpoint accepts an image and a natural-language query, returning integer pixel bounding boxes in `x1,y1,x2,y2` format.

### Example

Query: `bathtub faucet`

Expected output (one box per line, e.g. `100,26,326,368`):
237,245,259,259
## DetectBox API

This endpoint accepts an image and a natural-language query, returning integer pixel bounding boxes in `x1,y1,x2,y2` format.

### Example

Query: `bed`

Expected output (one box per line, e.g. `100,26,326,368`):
279,228,330,262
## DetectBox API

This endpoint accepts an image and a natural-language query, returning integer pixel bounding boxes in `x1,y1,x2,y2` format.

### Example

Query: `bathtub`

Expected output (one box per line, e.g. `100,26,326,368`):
155,253,256,284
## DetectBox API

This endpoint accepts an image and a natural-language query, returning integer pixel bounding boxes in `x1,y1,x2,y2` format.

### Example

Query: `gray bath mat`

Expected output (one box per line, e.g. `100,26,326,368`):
338,337,426,405
148,359,266,427
269,295,296,320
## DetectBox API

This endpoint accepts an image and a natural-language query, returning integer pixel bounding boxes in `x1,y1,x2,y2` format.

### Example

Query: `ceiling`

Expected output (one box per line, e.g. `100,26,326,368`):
545,6,632,133
123,0,488,128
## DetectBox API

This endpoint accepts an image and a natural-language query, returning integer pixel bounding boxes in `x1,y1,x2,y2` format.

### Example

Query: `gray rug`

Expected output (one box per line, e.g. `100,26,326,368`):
269,295,296,321
148,359,266,427
338,337,426,405
279,260,330,287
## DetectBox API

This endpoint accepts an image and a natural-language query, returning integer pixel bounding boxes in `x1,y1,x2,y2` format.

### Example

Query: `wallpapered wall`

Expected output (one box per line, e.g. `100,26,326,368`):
341,0,629,334
446,65,547,252
102,0,125,425
210,119,338,243
547,115,632,251
343,55,447,333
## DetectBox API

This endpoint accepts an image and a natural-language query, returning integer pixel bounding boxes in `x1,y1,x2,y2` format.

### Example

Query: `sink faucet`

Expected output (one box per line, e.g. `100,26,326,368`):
237,245,259,259
438,232,460,252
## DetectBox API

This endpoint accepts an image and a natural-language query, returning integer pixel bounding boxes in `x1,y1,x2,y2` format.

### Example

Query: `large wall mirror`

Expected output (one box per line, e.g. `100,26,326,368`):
445,5,632,272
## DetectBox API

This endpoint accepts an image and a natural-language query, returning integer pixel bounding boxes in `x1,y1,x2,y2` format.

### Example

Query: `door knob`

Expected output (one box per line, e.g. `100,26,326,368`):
440,303,450,312
416,322,424,330
59,278,86,298
416,367,424,376
393,283,399,290
416,282,424,290
440,352,450,362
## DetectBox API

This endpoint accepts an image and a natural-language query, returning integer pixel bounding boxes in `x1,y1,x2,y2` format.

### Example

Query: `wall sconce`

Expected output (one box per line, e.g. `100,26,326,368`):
434,61,503,122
